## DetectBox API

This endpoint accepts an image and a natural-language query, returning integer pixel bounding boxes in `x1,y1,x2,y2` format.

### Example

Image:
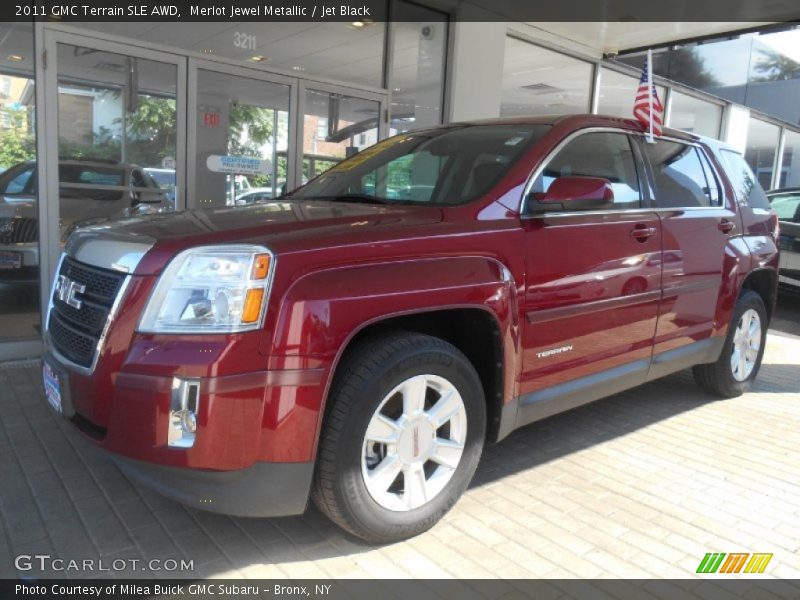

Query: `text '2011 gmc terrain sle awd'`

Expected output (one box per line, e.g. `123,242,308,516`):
43,115,779,543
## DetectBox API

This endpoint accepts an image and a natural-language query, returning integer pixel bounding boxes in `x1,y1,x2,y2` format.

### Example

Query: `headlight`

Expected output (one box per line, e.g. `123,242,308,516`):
138,244,274,334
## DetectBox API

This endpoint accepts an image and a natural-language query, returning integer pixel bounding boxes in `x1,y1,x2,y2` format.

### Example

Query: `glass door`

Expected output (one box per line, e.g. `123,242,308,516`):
41,30,186,314
187,61,295,209
297,82,386,188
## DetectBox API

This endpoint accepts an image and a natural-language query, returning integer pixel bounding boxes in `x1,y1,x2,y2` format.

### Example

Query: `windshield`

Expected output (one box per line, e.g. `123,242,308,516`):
290,124,550,206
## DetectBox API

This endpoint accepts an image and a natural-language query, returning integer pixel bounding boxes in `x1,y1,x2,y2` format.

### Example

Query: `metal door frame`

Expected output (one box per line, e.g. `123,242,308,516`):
294,80,388,189
36,28,187,347
187,59,299,208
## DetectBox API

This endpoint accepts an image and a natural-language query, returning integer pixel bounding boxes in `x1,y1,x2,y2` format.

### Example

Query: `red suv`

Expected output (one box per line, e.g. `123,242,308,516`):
42,115,779,543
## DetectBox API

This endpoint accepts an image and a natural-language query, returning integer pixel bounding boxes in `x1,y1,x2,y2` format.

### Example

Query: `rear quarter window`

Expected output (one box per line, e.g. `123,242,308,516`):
644,140,721,208
718,149,771,209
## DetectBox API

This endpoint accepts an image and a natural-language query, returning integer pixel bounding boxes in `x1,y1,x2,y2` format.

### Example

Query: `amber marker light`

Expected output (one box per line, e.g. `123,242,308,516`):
242,288,265,323
251,254,271,280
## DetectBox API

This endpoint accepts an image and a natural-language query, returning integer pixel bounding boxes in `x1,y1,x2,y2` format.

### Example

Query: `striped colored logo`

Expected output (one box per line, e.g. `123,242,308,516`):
696,553,773,574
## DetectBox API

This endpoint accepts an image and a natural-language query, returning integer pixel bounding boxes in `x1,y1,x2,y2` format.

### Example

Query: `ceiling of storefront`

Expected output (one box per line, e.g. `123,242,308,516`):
521,22,780,57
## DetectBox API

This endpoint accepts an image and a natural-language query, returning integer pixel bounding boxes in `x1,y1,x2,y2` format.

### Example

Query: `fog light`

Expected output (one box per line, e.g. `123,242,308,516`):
169,378,200,448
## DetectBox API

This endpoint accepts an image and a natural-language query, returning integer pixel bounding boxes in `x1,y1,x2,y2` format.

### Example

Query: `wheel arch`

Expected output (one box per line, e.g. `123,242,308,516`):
318,306,512,450
740,267,778,322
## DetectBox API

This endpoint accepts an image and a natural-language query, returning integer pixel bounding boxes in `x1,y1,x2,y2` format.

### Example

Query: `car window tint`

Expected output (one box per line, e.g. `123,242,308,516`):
294,124,550,206
718,149,771,209
4,166,34,194
770,194,800,221
645,141,715,208
59,165,125,187
698,149,723,206
531,132,641,210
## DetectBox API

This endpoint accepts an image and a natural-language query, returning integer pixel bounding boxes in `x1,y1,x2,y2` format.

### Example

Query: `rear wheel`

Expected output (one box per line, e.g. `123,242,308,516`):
312,332,486,543
693,289,767,397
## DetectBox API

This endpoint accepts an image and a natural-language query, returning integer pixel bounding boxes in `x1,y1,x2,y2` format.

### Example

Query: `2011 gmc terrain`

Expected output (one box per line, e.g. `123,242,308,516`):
42,115,779,542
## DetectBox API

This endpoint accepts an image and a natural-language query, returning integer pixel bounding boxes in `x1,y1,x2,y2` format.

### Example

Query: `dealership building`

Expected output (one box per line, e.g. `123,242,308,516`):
0,7,799,360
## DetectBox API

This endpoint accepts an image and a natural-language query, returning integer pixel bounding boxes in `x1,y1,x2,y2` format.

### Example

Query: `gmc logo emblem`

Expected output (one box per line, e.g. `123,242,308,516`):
55,275,86,309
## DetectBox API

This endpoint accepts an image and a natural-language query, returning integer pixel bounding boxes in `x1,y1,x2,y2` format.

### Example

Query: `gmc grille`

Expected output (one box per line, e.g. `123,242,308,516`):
0,217,38,244
48,256,126,369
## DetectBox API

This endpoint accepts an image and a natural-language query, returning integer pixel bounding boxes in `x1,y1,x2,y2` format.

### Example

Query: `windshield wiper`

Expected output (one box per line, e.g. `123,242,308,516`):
314,193,392,205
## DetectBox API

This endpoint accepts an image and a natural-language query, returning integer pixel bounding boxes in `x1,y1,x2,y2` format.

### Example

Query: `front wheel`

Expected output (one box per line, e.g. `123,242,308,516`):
312,332,486,543
693,289,768,397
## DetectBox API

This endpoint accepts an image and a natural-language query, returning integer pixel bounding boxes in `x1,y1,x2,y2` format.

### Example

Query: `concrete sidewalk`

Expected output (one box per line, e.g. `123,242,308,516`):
0,333,798,579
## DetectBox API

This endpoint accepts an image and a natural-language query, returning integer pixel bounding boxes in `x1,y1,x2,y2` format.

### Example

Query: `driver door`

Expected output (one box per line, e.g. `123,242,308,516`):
518,130,662,420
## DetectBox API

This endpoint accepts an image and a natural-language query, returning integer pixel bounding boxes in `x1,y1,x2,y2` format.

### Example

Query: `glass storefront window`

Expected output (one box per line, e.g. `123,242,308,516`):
597,68,666,119
389,2,448,133
668,91,723,138
193,69,290,207
779,129,800,189
745,118,781,190
501,37,593,117
302,89,380,181
0,22,38,342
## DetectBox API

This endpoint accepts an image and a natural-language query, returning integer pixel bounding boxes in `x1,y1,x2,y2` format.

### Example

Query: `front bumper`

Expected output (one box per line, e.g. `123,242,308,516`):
113,454,314,517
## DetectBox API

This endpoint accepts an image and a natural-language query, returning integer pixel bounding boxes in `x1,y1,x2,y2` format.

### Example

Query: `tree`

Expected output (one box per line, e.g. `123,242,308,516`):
751,47,800,82
0,107,35,168
666,48,721,89
125,95,176,167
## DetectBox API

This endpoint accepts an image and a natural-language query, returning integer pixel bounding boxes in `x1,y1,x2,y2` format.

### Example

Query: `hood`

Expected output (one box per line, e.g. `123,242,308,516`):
72,199,444,275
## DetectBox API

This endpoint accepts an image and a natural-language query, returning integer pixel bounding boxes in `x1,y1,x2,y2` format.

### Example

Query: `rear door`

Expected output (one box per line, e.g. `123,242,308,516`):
637,138,739,375
520,130,662,409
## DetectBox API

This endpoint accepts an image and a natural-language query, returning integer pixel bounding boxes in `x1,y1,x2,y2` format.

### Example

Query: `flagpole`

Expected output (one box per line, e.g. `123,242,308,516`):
647,48,654,143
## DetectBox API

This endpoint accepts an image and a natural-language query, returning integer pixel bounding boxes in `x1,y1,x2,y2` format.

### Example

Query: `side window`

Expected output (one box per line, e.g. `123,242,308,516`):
3,166,35,195
718,149,771,209
644,141,716,208
530,132,642,211
698,150,723,206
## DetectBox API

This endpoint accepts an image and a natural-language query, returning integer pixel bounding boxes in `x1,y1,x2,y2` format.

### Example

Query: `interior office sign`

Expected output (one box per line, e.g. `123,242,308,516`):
206,155,272,176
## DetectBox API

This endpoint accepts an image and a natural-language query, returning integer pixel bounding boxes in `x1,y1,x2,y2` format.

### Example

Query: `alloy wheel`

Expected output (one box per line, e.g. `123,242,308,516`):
361,374,467,512
730,308,762,382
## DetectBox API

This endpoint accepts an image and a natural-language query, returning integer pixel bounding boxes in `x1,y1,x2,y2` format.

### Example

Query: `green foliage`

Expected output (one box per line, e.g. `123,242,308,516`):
751,48,800,82
0,107,35,168
125,95,176,167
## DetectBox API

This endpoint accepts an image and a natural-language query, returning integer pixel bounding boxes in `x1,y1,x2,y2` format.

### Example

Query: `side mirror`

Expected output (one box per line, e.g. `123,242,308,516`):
530,176,614,212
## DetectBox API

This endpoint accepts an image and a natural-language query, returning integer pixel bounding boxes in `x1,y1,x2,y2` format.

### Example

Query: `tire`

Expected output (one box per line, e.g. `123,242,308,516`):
692,289,767,398
312,331,486,543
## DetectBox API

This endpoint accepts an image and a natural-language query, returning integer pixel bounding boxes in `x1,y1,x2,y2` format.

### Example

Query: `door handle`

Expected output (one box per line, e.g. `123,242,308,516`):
630,225,657,241
718,219,736,234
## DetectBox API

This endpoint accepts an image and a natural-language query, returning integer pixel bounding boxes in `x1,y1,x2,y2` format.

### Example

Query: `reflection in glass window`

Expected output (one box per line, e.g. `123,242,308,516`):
745,118,780,190
779,129,800,189
719,149,771,209
0,21,38,343
532,132,641,209
294,124,549,206
389,2,448,133
645,141,719,208
501,38,593,117
668,91,723,138
769,193,800,222
597,68,666,119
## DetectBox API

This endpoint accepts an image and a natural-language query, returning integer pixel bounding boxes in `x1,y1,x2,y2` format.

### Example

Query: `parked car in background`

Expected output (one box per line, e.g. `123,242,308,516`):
767,188,800,290
235,188,275,205
0,159,171,279
42,115,778,544
144,167,177,205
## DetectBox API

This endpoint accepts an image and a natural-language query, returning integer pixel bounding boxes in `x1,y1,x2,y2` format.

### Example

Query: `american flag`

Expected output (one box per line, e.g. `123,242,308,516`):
633,51,664,140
